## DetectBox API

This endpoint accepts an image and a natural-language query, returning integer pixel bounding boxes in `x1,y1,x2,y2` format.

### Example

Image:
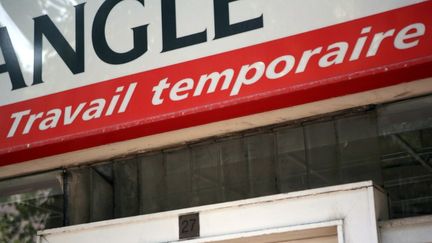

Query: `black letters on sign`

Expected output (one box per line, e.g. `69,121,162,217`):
0,27,27,90
92,0,148,64
33,3,85,85
161,0,207,52
214,0,264,39
1,0,265,91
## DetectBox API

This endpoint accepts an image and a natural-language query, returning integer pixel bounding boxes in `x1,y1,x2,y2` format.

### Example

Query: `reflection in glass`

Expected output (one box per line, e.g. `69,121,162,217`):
0,171,63,243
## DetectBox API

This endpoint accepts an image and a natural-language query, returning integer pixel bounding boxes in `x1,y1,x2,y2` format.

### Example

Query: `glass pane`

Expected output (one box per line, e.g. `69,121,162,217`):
113,158,139,218
67,167,90,225
220,138,249,201
0,171,63,243
67,165,113,225
305,121,339,188
139,153,165,214
276,126,308,192
245,133,277,196
379,130,432,218
91,164,113,222
164,148,192,211
379,95,432,218
378,95,432,136
191,142,224,206
336,113,381,185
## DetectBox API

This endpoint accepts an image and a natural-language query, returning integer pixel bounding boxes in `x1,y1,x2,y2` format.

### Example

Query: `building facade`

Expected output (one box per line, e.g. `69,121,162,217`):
0,0,431,242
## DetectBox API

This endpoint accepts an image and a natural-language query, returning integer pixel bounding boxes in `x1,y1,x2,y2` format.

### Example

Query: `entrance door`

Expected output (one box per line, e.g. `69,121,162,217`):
278,235,337,243
211,225,339,243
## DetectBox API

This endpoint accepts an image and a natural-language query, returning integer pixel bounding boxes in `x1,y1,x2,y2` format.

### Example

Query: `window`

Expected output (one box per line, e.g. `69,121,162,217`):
0,171,64,242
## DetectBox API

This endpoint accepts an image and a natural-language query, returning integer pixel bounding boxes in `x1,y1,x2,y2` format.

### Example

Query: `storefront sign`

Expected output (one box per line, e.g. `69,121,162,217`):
0,0,431,165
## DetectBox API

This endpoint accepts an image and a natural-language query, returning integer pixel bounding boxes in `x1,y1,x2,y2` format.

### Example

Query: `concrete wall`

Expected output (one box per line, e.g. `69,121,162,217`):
380,215,432,243
38,181,387,243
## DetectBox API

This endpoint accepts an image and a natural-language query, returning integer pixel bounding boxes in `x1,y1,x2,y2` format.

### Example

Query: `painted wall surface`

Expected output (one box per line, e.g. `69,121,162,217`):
37,181,386,243
380,216,432,243
1,0,431,165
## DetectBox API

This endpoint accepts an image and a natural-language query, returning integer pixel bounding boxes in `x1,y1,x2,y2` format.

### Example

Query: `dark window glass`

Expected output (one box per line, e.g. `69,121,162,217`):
275,126,308,192
66,164,113,225
337,113,381,185
305,120,340,187
62,95,432,224
378,95,432,218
